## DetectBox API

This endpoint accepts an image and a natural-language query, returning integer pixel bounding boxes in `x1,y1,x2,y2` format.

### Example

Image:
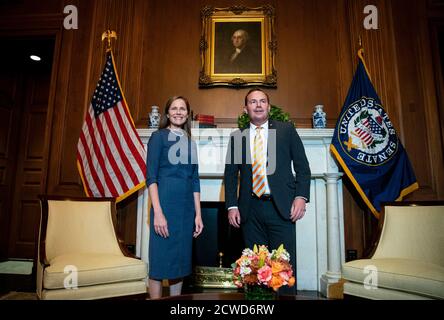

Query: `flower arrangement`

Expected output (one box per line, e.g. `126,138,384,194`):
232,244,295,293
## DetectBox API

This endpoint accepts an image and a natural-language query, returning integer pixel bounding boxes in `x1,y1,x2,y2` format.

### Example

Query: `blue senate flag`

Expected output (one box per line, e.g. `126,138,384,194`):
330,49,419,218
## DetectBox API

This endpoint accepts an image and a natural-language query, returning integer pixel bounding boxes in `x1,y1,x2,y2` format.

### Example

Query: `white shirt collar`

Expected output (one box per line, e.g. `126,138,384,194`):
250,120,269,131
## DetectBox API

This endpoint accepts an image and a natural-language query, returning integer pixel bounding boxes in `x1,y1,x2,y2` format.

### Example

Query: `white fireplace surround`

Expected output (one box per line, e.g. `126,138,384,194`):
135,128,344,295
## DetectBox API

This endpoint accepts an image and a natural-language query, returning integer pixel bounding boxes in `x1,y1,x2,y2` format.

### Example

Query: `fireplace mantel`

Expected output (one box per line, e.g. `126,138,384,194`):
135,128,344,297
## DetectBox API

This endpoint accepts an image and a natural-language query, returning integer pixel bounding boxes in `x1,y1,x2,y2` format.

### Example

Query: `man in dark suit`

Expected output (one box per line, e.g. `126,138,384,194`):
224,88,311,294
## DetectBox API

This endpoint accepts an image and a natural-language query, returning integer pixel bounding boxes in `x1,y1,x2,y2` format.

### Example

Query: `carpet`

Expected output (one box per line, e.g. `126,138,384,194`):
0,291,37,300
0,260,33,275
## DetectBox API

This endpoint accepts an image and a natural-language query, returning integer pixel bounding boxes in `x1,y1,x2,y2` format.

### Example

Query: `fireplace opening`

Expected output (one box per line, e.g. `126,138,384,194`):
192,202,244,268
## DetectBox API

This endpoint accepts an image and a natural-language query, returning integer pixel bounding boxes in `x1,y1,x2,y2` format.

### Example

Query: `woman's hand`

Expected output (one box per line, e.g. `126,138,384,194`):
153,209,169,238
193,215,204,238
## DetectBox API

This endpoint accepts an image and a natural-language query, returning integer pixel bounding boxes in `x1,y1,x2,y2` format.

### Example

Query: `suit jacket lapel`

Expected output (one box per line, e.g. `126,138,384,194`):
241,127,252,166
266,120,275,174
267,120,274,158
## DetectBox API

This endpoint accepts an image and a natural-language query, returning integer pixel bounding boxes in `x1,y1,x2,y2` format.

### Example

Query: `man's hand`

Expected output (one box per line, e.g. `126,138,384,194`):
228,208,241,228
290,198,306,222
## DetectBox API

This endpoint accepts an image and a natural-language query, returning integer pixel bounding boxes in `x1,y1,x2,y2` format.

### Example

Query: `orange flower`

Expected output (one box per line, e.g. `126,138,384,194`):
288,276,295,287
270,275,284,291
258,250,268,260
271,260,285,274
243,274,258,284
236,256,249,265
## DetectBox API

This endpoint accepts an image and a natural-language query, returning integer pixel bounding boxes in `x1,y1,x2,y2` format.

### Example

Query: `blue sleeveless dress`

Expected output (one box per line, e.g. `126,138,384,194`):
146,128,200,279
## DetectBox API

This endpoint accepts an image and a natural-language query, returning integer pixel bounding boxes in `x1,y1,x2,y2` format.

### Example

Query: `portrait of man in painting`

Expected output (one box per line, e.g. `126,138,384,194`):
213,22,262,74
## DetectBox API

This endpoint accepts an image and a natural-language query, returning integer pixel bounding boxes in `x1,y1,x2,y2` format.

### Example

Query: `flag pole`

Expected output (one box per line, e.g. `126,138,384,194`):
357,36,371,80
101,30,117,52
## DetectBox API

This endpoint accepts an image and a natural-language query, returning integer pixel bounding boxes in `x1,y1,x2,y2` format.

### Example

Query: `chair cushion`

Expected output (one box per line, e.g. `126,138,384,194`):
343,282,432,300
44,253,147,289
342,258,444,299
42,280,147,300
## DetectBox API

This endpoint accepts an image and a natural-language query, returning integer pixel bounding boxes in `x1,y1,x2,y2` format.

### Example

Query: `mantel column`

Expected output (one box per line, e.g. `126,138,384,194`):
136,184,149,282
320,172,344,298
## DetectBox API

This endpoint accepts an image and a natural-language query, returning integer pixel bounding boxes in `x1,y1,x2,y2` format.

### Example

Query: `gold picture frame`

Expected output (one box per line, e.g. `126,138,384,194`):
199,5,277,88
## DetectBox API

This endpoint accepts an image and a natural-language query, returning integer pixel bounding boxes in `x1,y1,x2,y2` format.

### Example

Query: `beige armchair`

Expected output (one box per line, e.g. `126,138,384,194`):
36,196,147,300
342,201,444,300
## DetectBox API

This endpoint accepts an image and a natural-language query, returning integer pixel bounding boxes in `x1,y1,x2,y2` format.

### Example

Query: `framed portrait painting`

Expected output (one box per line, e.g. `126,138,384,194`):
199,5,277,88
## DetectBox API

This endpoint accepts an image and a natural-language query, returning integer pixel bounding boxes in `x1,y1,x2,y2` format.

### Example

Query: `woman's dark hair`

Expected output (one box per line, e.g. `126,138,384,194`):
159,96,192,136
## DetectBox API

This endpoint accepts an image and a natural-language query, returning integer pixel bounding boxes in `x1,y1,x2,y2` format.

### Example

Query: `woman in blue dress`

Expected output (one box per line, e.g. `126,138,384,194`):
146,96,203,299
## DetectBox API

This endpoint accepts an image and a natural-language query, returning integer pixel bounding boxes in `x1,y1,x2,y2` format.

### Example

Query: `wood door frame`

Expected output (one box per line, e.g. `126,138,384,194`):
0,57,25,260
429,19,444,153
0,26,62,259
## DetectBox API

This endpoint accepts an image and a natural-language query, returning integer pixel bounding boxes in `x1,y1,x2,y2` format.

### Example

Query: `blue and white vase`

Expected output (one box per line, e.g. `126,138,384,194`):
149,105,160,128
312,104,326,129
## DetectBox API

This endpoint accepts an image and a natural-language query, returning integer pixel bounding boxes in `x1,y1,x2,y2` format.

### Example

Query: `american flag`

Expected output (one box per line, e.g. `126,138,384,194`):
355,115,384,146
355,118,374,145
77,51,146,202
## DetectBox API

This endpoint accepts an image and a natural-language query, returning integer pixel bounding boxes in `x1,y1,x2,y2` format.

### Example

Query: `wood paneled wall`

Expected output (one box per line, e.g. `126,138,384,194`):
1,0,443,259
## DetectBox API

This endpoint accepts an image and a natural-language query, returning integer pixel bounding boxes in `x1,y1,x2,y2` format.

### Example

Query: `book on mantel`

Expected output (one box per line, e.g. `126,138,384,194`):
197,122,217,128
194,114,216,128
194,114,214,124
191,121,217,128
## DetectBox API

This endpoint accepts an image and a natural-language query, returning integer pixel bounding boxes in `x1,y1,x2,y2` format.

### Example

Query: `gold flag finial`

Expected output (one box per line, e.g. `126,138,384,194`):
357,36,371,80
358,35,366,59
219,252,224,268
101,30,117,51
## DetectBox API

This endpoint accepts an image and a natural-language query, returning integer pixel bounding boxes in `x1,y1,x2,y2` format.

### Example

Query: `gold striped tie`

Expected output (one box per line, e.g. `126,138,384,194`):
252,126,266,197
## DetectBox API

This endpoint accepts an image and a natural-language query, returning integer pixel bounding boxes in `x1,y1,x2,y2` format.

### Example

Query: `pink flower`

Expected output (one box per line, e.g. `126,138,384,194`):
234,279,243,288
257,265,272,284
279,271,289,282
